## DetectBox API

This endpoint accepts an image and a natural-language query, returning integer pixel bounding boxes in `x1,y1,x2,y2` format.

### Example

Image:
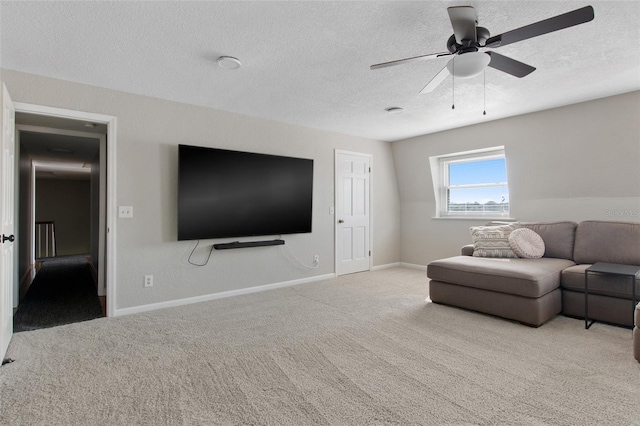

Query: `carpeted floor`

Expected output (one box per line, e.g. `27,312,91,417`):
13,256,103,332
1,267,639,425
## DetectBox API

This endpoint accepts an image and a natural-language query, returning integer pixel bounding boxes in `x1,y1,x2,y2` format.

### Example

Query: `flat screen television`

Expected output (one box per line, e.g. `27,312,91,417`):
178,144,313,241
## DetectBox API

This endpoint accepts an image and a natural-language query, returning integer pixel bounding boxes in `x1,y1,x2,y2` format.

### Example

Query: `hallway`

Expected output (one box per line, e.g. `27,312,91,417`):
13,256,103,332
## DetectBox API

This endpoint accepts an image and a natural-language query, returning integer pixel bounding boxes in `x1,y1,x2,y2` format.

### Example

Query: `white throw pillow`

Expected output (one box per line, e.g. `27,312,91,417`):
508,228,545,258
470,225,519,258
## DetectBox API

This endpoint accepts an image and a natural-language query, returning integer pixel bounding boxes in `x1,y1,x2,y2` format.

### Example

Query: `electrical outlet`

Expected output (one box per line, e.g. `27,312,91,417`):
313,255,319,264
119,206,133,218
144,275,153,288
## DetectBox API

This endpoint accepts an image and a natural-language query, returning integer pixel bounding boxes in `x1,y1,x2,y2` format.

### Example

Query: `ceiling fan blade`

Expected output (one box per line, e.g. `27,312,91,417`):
485,6,594,48
448,6,477,45
419,65,450,94
486,52,535,78
370,52,452,70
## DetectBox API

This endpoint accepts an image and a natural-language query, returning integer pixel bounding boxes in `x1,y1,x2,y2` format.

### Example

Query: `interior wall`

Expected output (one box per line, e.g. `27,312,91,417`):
89,149,103,294
392,91,640,266
35,178,91,256
17,143,32,302
1,69,401,311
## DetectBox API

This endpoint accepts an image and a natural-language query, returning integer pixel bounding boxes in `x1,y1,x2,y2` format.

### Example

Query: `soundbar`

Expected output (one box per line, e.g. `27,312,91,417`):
213,239,285,250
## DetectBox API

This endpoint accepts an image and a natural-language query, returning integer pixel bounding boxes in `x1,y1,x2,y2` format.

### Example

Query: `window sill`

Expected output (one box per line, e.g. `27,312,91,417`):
431,216,517,221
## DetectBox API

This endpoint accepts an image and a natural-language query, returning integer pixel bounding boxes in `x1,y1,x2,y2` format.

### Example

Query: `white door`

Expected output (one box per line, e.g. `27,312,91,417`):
1,83,16,361
335,151,371,275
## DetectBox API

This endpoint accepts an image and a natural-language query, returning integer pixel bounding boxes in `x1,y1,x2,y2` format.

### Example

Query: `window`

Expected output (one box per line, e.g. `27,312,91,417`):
430,147,510,218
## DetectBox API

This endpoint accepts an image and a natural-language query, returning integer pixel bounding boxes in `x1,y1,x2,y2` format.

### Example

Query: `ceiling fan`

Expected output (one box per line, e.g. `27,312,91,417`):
371,5,594,94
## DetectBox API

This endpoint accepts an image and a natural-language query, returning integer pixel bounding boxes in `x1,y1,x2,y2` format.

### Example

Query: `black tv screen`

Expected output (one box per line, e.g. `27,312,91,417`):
178,145,313,241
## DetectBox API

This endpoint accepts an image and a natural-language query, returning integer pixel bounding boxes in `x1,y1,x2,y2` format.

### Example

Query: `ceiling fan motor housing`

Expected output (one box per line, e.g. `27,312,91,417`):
447,27,491,53
370,5,594,91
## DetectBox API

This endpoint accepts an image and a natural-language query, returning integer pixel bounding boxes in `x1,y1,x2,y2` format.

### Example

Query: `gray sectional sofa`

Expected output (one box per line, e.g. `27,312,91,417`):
427,220,640,328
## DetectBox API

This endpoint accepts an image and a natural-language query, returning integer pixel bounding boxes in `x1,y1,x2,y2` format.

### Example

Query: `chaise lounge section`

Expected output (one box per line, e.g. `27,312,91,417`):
427,221,640,328
428,221,577,326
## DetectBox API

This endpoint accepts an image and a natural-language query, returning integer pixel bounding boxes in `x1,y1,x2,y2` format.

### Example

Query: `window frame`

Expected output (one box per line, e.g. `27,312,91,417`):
429,146,513,219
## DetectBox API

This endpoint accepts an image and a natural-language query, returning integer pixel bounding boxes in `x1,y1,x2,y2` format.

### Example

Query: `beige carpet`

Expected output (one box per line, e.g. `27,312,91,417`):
1,267,639,425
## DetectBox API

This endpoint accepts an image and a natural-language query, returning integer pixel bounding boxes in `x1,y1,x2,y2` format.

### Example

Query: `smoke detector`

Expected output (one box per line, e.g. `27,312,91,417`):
217,56,241,70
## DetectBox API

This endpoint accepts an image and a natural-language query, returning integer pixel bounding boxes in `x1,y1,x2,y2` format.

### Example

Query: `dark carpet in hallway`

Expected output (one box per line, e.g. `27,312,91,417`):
13,256,103,332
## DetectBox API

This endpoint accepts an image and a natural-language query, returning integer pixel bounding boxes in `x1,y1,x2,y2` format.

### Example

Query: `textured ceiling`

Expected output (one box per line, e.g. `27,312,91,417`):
1,1,639,142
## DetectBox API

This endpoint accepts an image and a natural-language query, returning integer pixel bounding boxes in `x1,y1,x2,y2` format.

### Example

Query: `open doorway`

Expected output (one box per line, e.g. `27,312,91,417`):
13,114,107,331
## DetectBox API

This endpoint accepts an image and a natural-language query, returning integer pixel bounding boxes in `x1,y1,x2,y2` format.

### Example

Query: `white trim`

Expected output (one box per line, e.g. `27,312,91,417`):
434,145,506,160
399,262,427,271
371,262,400,271
430,146,509,219
105,118,116,317
114,273,336,317
13,102,117,318
431,216,517,221
12,103,115,124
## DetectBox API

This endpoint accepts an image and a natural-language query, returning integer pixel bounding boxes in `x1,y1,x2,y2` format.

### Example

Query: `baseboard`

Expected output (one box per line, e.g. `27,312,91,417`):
86,256,98,285
18,264,36,301
399,262,427,271
114,273,336,317
371,262,400,271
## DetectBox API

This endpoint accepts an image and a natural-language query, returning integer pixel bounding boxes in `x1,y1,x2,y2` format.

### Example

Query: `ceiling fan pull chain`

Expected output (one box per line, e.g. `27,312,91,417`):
451,58,455,110
483,71,487,116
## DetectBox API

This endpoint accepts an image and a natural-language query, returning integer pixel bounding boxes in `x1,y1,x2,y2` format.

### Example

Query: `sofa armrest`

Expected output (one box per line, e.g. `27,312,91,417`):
461,244,474,256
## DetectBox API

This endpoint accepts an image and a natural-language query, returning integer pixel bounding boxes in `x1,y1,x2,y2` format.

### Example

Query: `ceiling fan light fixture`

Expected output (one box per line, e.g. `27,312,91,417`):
446,52,490,79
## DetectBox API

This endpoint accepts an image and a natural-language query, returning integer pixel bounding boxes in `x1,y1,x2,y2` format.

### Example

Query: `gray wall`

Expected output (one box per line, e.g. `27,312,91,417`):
392,91,640,266
17,143,32,301
2,69,401,311
35,178,91,256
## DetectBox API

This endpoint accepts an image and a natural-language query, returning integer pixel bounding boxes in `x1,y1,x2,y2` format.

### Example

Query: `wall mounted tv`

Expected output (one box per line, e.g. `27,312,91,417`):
178,144,313,241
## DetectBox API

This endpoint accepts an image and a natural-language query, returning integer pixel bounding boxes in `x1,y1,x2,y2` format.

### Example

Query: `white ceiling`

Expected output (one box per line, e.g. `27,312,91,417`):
20,130,100,180
1,1,639,142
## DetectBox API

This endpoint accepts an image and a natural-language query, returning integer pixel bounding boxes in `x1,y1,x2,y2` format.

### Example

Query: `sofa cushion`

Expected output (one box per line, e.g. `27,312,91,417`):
573,221,640,265
517,222,577,260
470,225,518,258
509,228,545,258
427,256,575,298
561,264,640,300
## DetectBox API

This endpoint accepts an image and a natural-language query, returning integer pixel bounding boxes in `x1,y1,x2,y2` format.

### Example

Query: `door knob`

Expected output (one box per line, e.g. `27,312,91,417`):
2,234,15,243
338,219,344,224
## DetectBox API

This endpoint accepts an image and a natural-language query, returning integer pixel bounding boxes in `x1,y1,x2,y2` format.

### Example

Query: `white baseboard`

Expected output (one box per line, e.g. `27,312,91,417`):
18,264,36,301
371,262,400,271
369,262,428,271
399,262,427,271
114,273,336,317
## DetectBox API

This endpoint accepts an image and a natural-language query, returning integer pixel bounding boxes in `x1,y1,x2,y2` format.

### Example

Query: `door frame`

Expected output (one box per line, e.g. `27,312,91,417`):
14,102,117,317
334,149,373,275
1,84,16,361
